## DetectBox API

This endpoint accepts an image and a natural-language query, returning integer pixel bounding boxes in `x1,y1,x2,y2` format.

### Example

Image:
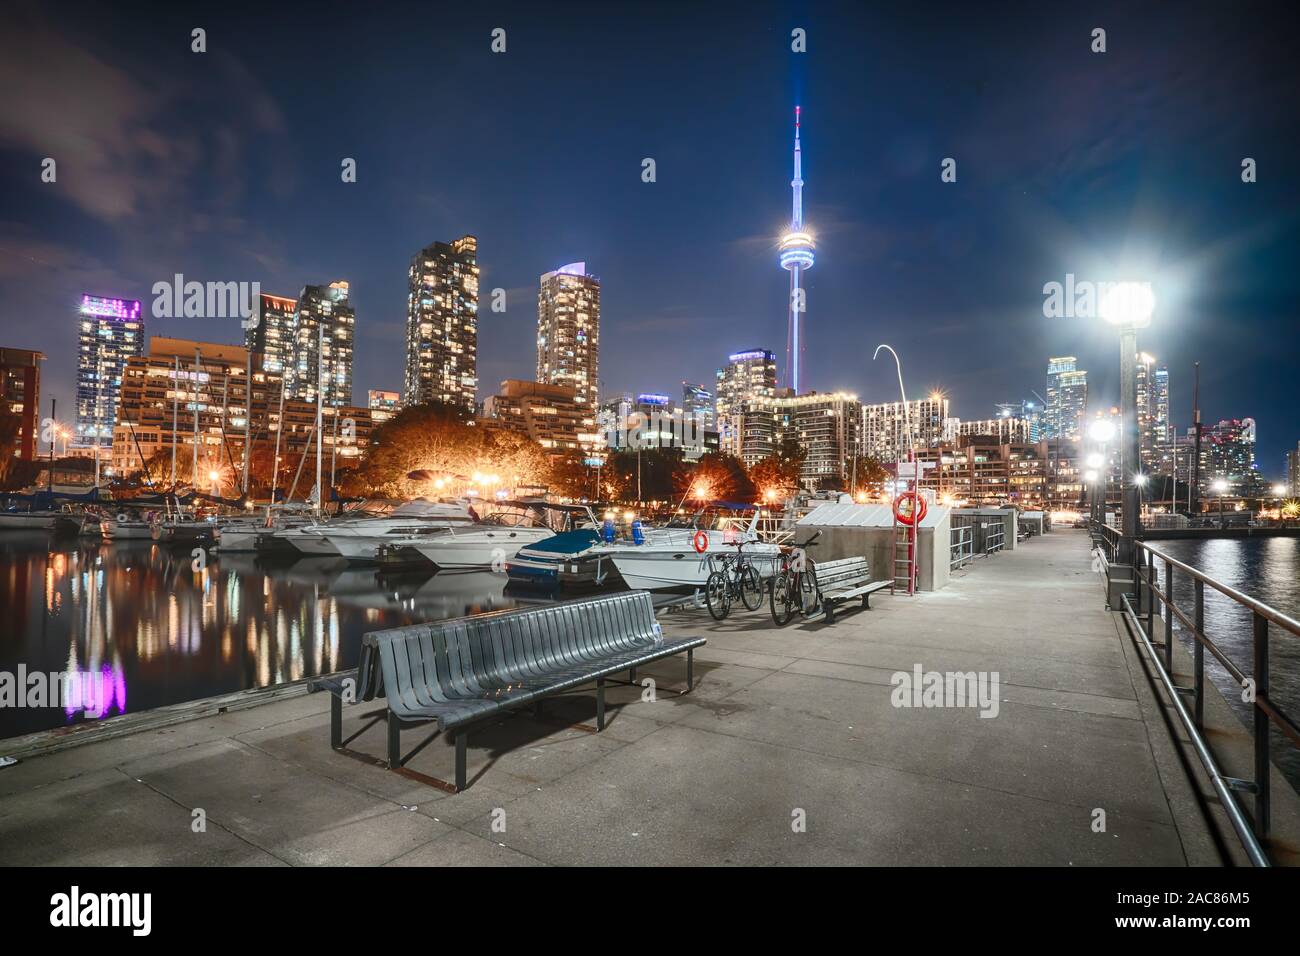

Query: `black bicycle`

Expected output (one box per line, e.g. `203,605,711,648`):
704,541,764,620
769,532,822,626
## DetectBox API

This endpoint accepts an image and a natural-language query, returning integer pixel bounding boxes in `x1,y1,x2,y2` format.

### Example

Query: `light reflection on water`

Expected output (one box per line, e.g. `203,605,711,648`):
1155,537,1300,790
0,533,518,739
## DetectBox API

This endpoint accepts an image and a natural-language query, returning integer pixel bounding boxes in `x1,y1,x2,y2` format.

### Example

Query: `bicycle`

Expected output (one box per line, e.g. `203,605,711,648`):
769,531,822,626
704,540,764,620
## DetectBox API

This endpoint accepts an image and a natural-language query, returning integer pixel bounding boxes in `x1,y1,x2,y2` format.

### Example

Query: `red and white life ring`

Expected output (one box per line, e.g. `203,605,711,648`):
691,530,709,554
893,492,928,526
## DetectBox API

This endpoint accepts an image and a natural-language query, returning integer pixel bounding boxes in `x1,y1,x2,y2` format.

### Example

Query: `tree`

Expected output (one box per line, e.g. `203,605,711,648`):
344,401,551,499
681,452,754,503
849,454,889,497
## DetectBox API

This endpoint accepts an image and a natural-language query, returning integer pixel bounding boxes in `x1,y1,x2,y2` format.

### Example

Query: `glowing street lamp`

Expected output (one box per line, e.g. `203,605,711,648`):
1211,478,1229,528
1098,281,1155,563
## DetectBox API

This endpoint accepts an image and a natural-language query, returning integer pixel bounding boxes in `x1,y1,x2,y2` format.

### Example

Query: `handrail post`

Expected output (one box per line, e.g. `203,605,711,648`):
1193,579,1205,728
1145,548,1155,638
1253,611,1270,838
1163,558,1174,674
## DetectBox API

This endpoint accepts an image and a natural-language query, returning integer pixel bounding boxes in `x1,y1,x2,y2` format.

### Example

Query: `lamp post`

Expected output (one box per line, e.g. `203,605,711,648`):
1100,282,1154,566
1212,478,1228,528
1086,419,1115,528
1134,472,1148,524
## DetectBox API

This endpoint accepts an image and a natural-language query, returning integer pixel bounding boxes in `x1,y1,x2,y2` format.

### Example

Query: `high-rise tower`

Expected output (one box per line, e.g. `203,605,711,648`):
779,106,815,394
537,262,600,411
404,236,479,411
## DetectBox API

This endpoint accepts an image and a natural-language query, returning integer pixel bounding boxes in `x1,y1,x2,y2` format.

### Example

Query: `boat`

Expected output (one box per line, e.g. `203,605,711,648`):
214,507,314,551
605,509,782,592
380,502,595,570
274,497,476,559
0,509,60,531
102,510,157,540
505,528,611,590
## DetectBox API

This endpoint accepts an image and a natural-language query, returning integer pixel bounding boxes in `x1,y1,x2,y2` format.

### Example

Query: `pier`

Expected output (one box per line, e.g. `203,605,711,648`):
1,529,1296,866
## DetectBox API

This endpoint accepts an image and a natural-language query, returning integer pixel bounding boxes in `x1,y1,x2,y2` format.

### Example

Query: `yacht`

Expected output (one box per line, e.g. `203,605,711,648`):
276,498,475,558
606,510,781,592
381,502,595,570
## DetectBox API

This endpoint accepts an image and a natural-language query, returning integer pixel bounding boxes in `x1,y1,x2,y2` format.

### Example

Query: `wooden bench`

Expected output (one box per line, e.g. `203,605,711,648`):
310,591,705,792
811,556,890,623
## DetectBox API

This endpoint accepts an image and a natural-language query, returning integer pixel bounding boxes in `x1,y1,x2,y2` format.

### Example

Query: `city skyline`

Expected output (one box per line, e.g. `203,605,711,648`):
2,2,1298,472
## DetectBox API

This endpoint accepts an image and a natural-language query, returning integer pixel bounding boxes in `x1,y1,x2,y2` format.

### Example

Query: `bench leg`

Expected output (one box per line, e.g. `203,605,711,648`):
387,710,401,769
629,666,637,683
824,601,835,625
455,732,467,792
329,694,342,749
863,592,872,610
596,678,606,731
686,649,694,692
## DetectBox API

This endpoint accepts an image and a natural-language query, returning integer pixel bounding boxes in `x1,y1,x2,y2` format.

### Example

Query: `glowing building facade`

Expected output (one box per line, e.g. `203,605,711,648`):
1045,356,1088,443
75,295,144,448
405,236,479,411
244,292,298,378
289,282,355,407
715,349,777,455
536,262,600,412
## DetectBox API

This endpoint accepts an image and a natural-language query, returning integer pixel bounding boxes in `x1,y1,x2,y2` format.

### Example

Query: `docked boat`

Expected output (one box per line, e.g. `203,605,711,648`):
380,502,595,570
0,509,60,531
274,498,476,559
505,528,612,590
605,510,782,592
101,510,157,540
214,508,314,551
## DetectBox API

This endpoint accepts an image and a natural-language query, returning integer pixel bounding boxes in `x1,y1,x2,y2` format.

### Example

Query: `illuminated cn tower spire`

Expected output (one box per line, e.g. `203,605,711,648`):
779,106,815,394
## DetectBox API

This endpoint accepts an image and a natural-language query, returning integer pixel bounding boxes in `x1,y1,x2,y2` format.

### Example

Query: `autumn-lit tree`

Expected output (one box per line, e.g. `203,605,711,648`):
680,452,754,504
342,401,552,499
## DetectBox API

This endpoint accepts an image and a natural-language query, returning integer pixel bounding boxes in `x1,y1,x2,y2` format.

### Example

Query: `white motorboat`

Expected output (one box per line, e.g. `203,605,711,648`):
279,498,476,559
607,513,781,591
0,509,59,531
214,509,314,551
385,502,597,571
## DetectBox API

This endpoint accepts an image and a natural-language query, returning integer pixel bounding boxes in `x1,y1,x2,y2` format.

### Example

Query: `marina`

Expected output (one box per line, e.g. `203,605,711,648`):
1,526,1297,866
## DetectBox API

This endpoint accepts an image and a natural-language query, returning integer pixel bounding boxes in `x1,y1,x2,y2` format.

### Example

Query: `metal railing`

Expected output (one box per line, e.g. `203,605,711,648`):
1119,538,1300,866
982,521,1005,555
950,520,974,569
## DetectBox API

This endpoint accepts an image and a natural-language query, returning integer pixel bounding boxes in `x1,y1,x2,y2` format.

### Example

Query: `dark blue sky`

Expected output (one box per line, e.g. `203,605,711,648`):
2,1,1297,472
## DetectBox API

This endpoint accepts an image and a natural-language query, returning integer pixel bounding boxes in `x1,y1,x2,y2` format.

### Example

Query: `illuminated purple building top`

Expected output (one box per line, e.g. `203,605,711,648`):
80,294,142,320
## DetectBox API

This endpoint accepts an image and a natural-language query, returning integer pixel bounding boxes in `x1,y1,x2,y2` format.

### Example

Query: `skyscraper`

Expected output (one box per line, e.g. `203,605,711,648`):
75,294,144,448
715,349,777,454
779,107,815,394
405,236,479,411
289,282,354,407
861,397,950,459
682,382,715,430
1045,356,1088,442
536,262,600,411
1200,418,1260,496
244,292,297,377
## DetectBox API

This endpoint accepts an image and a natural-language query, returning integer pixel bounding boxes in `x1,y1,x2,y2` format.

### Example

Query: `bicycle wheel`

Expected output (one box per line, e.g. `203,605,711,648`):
739,564,763,611
705,570,732,621
796,568,820,618
770,570,795,625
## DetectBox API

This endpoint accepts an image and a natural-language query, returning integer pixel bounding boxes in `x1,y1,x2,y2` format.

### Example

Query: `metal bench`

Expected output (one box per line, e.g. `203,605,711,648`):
310,591,705,792
812,556,891,623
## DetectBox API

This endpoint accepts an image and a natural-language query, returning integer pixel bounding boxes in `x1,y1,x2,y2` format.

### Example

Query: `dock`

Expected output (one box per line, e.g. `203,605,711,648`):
1,529,1295,866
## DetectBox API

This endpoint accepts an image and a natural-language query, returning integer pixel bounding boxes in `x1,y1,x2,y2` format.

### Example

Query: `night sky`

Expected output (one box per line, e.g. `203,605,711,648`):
2,1,1297,471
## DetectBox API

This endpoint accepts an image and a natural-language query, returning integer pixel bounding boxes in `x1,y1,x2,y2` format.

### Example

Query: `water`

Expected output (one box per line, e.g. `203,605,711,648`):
1152,537,1300,790
0,532,520,740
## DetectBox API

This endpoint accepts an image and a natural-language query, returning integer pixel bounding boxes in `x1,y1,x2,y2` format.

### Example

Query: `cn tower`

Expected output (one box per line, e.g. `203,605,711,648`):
779,106,815,394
